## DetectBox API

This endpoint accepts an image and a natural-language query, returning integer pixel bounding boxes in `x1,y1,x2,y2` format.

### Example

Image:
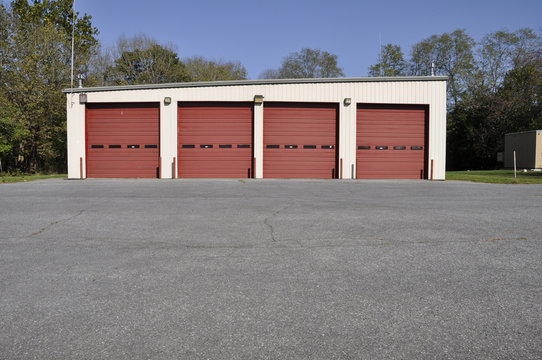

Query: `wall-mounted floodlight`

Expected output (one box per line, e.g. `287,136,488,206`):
79,94,87,104
254,95,264,104
344,98,352,106
164,97,172,105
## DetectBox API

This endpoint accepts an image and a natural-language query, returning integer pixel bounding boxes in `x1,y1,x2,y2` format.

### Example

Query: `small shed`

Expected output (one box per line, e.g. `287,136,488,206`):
504,130,542,169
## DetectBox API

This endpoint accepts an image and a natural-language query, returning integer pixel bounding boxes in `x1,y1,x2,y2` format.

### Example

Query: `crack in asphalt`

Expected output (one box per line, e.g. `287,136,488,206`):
29,210,85,237
263,205,304,246
264,210,280,242
264,204,293,242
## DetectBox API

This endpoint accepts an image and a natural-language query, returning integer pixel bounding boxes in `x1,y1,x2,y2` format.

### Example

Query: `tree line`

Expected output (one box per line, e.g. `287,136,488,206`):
1,0,540,174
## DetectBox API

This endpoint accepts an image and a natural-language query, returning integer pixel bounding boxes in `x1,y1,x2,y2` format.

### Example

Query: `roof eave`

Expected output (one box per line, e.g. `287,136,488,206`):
62,76,448,94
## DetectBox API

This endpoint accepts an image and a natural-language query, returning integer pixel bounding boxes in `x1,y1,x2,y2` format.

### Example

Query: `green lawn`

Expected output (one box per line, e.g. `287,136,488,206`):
446,170,542,184
0,174,66,183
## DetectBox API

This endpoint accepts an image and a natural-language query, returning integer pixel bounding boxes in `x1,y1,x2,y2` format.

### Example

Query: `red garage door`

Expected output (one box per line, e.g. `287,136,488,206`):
86,103,160,178
356,104,427,179
264,103,338,179
178,102,253,178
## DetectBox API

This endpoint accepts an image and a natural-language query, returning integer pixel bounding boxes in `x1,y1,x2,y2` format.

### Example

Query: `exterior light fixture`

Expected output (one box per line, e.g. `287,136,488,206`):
254,95,264,104
344,98,352,106
79,93,87,104
164,97,172,105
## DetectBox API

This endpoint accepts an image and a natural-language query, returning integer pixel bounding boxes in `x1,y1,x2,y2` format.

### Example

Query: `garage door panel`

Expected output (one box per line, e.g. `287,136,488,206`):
265,110,336,145
264,161,334,170
359,122,425,130
87,150,158,157
87,129,159,136
86,103,160,178
358,158,424,170
358,172,422,179
356,105,427,179
180,149,252,178
263,168,334,179
184,131,251,140
87,113,157,119
179,149,251,159
180,123,251,129
358,137,423,144
180,139,251,145
265,156,335,167
358,108,425,117
359,125,425,134
178,103,253,178
359,132,424,139
264,103,337,179
87,140,159,146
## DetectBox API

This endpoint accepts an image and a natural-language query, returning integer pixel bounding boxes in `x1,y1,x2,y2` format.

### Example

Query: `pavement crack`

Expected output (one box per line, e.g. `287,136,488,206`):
30,210,85,237
264,205,290,242
264,212,279,242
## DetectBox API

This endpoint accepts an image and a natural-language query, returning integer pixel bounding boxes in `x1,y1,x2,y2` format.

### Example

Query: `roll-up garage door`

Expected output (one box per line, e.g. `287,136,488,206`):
356,104,427,179
86,103,160,178
178,102,253,178
263,103,338,179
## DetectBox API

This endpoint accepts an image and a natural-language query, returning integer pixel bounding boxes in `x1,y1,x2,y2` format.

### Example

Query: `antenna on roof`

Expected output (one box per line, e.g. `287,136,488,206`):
430,62,435,76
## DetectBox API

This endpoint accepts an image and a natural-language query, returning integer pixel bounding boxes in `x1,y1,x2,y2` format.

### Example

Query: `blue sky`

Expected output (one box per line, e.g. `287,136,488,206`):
75,0,541,79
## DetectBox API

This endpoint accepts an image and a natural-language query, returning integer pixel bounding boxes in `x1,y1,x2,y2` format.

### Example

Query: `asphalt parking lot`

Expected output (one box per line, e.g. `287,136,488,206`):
1,178,541,359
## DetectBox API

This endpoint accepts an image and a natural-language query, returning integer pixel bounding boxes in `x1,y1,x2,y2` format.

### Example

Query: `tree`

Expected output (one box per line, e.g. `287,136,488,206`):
10,0,98,67
368,44,406,76
0,4,9,51
272,48,344,79
0,94,26,173
410,30,476,107
476,28,540,93
496,55,542,131
105,34,190,85
447,47,542,170
110,45,189,85
409,36,436,76
259,68,280,79
0,0,99,173
85,43,113,87
2,20,71,171
184,56,247,81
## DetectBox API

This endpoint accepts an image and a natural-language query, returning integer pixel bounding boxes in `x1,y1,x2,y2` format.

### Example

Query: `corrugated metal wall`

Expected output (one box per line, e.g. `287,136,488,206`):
66,79,447,180
504,131,542,169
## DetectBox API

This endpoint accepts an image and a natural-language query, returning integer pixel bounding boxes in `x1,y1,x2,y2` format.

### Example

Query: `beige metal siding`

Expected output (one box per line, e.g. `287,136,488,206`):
66,94,86,179
66,79,447,180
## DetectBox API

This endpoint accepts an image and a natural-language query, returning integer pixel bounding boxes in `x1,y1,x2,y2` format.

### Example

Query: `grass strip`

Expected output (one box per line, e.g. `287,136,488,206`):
446,170,542,184
1,174,66,184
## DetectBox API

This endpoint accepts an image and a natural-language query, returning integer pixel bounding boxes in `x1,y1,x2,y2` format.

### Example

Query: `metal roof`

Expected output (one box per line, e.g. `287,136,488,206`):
505,130,542,135
62,76,448,94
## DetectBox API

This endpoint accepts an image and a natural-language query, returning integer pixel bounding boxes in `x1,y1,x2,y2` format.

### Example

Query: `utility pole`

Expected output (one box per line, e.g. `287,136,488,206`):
379,33,383,77
70,0,75,106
